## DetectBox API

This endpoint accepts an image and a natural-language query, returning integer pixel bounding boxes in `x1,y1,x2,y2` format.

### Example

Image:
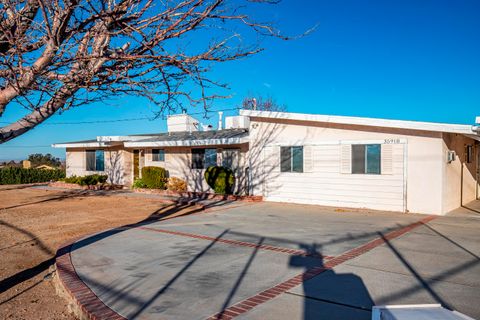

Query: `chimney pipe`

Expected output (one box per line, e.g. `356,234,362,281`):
218,111,223,130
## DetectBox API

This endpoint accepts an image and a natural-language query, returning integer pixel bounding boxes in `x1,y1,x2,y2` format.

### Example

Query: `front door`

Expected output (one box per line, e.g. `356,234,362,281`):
133,149,142,179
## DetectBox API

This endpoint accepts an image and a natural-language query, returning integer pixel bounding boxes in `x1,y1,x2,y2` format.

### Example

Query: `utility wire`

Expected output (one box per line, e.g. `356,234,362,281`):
0,107,240,126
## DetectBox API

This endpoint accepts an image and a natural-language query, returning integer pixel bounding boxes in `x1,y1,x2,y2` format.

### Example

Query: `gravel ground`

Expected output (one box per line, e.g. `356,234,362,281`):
0,185,187,320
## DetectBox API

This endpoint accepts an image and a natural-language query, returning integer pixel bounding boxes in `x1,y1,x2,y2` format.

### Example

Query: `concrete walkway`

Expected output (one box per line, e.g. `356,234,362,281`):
56,202,480,320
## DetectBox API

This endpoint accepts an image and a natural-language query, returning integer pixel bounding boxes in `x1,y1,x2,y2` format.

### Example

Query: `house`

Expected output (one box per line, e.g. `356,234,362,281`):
53,111,480,215
34,164,57,170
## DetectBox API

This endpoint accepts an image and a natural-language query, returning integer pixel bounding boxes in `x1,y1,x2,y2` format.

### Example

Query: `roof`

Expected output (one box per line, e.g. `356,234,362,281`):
124,129,249,147
52,129,249,148
240,110,479,136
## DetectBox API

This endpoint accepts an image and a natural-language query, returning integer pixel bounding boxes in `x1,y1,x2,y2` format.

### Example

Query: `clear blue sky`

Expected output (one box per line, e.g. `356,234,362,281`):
1,0,479,160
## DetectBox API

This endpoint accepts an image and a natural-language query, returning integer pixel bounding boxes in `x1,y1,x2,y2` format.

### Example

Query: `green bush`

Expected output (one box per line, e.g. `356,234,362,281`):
63,174,107,186
0,167,65,185
132,178,147,189
141,166,168,189
204,166,235,194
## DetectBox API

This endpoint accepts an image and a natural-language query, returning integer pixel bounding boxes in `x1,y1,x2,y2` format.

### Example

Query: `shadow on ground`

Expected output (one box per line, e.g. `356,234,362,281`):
2,189,479,319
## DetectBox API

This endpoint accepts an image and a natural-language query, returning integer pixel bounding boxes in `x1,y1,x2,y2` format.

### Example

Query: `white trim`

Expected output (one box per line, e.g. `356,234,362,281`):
52,142,113,148
124,137,249,147
241,109,478,135
96,135,158,142
265,139,407,147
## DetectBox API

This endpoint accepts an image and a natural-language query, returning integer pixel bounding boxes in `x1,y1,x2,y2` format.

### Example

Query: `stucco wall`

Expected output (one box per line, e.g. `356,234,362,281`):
66,147,126,185
248,118,446,215
139,145,249,194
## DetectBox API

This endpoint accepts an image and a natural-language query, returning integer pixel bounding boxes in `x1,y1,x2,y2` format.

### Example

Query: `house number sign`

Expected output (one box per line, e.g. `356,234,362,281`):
384,138,401,144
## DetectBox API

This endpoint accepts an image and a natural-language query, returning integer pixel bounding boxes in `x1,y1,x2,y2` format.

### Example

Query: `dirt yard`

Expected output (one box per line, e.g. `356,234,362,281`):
0,185,192,320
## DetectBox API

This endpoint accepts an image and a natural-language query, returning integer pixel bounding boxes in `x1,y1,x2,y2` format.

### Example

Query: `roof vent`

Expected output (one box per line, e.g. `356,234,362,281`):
201,124,213,131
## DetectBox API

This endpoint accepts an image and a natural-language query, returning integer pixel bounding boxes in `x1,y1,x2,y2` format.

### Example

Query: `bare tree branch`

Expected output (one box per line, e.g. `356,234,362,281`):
0,0,292,143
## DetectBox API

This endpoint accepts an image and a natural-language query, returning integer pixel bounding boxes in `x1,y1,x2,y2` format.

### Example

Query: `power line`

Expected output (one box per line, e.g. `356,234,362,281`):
0,107,239,126
0,145,52,148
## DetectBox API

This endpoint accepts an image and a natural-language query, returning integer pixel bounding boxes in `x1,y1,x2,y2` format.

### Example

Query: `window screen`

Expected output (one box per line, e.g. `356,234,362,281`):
351,144,381,174
191,149,205,169
86,150,96,171
280,146,303,173
466,145,474,163
191,149,217,169
152,149,165,162
86,150,104,171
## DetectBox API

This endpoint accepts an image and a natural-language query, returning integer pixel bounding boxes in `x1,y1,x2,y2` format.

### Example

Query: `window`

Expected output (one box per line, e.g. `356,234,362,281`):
152,149,165,162
191,149,217,169
352,144,381,174
280,146,303,173
86,150,104,171
205,149,217,167
222,149,240,169
466,145,474,163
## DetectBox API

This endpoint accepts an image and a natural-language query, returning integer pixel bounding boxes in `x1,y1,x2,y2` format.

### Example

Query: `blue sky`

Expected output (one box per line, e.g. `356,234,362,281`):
1,0,479,160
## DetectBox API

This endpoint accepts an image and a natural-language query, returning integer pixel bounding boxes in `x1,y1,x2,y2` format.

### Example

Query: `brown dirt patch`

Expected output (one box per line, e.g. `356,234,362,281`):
0,185,195,319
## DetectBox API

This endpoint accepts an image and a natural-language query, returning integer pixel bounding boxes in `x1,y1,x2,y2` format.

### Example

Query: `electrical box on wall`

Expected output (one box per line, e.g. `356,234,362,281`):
447,150,456,163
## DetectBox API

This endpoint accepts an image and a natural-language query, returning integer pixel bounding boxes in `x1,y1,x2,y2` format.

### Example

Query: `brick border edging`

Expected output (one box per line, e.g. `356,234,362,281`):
207,215,437,320
55,239,127,320
49,182,124,191
139,226,334,260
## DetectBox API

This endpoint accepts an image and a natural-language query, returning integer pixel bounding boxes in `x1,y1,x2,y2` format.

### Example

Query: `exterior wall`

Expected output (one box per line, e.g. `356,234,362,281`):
139,144,249,194
66,147,126,185
442,133,479,212
248,118,445,215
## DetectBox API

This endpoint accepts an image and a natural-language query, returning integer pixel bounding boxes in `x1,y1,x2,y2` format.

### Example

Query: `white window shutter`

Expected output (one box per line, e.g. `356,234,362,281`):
264,146,280,173
340,144,352,174
381,144,394,175
303,146,313,172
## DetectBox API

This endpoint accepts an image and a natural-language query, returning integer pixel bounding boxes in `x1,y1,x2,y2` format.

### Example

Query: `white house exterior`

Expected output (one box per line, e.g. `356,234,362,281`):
53,111,480,215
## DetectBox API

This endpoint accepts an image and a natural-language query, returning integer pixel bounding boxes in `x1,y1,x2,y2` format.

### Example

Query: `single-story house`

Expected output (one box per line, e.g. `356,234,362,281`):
53,110,480,215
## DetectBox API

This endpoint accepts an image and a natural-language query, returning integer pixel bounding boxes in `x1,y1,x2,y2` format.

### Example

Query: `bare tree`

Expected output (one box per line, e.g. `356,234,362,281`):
242,95,286,112
0,0,290,143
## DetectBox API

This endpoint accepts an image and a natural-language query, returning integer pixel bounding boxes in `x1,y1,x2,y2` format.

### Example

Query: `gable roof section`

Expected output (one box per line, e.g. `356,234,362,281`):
240,110,479,136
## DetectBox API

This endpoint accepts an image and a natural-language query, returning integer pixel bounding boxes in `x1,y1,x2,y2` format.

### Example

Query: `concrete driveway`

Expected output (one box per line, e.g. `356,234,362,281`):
61,201,480,320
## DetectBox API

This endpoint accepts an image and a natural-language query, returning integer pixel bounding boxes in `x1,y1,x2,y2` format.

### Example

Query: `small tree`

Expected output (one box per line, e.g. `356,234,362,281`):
242,95,287,112
27,153,61,167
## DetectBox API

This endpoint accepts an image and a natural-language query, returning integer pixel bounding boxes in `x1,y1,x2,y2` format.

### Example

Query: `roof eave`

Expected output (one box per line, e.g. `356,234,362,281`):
51,142,116,148
240,110,476,135
124,137,249,147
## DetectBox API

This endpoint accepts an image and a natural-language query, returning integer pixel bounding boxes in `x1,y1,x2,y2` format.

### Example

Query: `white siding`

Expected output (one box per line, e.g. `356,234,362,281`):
263,143,406,212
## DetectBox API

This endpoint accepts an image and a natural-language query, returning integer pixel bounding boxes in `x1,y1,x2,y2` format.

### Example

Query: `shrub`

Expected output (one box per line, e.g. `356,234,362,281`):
63,174,108,186
204,166,235,194
167,177,187,192
0,167,65,185
132,178,147,189
141,166,168,189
